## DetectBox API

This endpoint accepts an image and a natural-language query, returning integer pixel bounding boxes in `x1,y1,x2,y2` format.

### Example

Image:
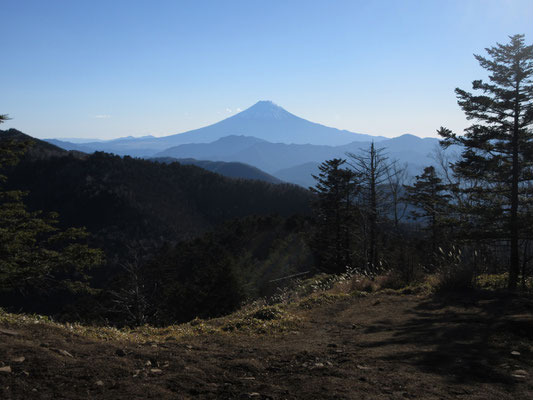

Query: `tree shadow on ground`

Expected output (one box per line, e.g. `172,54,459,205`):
360,290,533,385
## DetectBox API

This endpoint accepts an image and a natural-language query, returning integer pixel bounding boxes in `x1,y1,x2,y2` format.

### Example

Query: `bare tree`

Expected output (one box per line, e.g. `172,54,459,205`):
387,161,409,231
347,143,396,271
108,244,157,326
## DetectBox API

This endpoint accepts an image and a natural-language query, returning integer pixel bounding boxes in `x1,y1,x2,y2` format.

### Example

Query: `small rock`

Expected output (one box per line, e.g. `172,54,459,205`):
352,324,357,329
313,362,325,368
150,368,163,374
22,371,29,377
115,349,126,357
0,366,12,373
511,351,521,356
249,394,261,398
0,328,20,336
54,349,73,358
95,380,104,386
185,345,193,350
512,369,529,376
356,364,371,370
11,356,25,363
145,360,152,367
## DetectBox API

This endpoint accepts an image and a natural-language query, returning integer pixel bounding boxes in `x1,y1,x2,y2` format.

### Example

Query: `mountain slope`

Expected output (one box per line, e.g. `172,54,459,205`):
273,162,321,188
45,101,385,156
6,151,312,255
156,134,441,181
1,129,85,160
151,157,282,184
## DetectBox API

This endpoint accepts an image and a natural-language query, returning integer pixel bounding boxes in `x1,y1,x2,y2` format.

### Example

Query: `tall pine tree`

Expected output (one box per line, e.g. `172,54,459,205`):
438,34,533,290
310,159,359,274
405,166,451,261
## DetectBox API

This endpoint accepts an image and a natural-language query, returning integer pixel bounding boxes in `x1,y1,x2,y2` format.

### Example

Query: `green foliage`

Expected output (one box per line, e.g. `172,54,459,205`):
103,215,313,326
0,192,103,295
476,273,509,290
404,166,452,263
0,128,314,323
310,158,359,273
6,151,312,258
142,235,246,325
0,127,103,313
438,34,533,290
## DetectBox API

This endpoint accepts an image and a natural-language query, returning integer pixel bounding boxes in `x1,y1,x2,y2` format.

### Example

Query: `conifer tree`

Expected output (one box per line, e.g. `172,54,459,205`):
310,158,359,273
405,166,451,260
0,116,103,300
438,34,533,290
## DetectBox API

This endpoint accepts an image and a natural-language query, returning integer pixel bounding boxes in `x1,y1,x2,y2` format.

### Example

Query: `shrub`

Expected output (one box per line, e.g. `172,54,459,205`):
434,246,478,293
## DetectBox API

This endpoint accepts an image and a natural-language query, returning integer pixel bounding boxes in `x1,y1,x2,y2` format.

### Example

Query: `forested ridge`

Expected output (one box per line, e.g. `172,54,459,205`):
0,128,313,323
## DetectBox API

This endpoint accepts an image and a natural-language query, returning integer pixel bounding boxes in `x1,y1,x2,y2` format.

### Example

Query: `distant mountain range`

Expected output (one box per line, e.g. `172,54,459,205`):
45,101,386,156
44,101,451,187
156,134,442,187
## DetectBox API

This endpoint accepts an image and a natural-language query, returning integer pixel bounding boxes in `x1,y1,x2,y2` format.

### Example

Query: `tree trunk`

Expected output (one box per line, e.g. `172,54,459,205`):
369,143,377,270
509,82,521,291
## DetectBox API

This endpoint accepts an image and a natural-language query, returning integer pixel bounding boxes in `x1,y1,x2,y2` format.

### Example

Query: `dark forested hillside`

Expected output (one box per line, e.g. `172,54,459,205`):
151,157,282,184
0,128,85,160
0,129,314,322
5,152,312,255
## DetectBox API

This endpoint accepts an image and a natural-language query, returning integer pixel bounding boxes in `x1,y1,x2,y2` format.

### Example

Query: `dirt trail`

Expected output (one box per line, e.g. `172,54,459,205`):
1,292,532,399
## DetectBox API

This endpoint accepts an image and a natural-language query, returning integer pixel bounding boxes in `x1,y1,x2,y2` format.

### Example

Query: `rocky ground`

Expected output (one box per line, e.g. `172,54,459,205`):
1,291,532,399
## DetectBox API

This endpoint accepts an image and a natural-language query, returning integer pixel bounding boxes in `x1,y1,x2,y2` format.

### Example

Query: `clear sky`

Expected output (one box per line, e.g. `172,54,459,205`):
2,0,533,140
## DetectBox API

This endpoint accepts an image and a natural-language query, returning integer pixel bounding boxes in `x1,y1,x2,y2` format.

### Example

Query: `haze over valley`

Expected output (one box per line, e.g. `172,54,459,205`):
46,100,444,187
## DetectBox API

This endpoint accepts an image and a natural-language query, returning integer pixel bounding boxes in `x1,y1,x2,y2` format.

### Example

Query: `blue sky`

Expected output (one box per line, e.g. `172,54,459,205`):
2,0,533,140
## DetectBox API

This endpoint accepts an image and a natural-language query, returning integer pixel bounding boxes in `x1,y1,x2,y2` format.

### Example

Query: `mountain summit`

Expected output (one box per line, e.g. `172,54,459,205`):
233,101,295,120
46,101,385,156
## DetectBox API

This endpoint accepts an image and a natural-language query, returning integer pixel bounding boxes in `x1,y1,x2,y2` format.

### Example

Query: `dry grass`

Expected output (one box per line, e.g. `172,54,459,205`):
3,269,518,346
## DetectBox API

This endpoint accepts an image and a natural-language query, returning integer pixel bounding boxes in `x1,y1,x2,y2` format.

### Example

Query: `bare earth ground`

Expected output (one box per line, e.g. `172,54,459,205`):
1,291,532,399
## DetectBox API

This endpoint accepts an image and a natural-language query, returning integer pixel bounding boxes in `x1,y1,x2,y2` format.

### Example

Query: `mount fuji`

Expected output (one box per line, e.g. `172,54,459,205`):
46,101,385,157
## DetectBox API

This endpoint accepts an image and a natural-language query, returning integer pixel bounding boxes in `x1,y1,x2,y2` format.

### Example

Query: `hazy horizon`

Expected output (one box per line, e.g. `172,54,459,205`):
41,100,430,142
2,0,533,140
